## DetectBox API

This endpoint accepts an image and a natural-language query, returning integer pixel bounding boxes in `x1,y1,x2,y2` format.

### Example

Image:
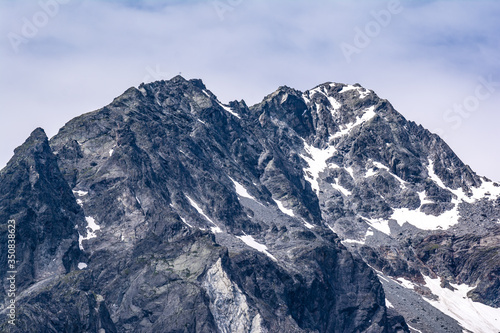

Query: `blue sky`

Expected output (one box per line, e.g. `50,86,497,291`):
1,0,499,180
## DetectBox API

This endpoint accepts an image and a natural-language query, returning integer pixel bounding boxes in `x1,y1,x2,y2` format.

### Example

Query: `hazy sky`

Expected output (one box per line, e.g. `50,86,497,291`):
1,0,499,180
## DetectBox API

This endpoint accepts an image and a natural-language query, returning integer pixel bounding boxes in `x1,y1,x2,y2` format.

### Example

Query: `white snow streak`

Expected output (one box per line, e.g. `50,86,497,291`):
78,262,88,269
331,179,352,196
237,235,276,261
218,101,241,119
180,216,193,228
372,161,406,186
427,159,447,189
332,106,376,139
407,324,423,333
229,177,257,201
186,196,222,233
310,86,342,114
273,198,295,217
73,190,88,197
345,166,355,179
301,218,314,229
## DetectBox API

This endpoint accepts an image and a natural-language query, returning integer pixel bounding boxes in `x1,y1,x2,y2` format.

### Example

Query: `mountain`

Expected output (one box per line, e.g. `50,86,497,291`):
0,75,499,332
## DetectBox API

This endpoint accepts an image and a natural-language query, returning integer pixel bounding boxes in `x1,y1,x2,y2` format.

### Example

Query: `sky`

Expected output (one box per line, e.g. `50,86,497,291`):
0,0,499,181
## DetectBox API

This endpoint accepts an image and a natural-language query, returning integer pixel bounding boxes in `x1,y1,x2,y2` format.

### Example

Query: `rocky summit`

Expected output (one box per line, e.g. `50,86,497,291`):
1,76,499,333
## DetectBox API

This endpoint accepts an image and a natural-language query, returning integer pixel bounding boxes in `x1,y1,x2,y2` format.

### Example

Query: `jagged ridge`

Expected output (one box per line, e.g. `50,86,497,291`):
1,76,499,332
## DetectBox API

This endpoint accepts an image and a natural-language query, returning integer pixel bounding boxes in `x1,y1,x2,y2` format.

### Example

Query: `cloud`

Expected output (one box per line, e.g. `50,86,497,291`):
0,0,499,180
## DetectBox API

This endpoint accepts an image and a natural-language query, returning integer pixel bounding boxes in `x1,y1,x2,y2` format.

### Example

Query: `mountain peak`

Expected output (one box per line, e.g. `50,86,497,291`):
29,127,48,140
10,127,49,162
4,78,500,332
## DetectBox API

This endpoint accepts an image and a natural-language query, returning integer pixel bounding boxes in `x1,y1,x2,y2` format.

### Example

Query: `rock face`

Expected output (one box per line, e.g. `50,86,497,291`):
0,128,83,298
0,76,499,332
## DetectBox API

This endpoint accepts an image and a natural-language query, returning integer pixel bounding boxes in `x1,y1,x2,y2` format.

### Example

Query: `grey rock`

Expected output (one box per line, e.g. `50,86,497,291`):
4,76,498,332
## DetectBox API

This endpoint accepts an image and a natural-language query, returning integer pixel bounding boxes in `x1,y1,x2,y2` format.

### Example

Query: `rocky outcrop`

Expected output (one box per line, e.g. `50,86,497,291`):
0,128,83,304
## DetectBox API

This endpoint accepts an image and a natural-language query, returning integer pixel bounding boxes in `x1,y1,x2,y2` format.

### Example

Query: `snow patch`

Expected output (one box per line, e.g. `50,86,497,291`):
302,219,314,229
342,227,374,245
138,86,147,95
109,148,114,157
372,161,406,187
186,196,222,233
339,85,371,98
365,168,377,178
418,190,433,206
218,101,241,119
180,216,193,228
384,159,475,231
302,92,310,105
345,166,355,179
237,235,277,261
407,324,423,333
469,179,500,201
427,159,447,189
396,277,416,290
390,205,459,231
211,226,222,234
73,190,88,197
339,85,357,93
85,216,101,237
78,216,101,250
273,198,294,217
327,96,341,112
331,179,352,196
300,139,338,193
364,217,391,235
385,298,394,309
305,86,342,115
332,106,376,139
423,275,500,333
229,177,257,201
78,262,87,269
428,158,500,206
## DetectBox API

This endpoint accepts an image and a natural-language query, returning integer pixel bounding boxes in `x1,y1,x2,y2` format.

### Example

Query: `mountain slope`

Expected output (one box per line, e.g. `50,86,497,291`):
0,77,408,332
1,76,499,332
